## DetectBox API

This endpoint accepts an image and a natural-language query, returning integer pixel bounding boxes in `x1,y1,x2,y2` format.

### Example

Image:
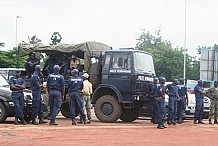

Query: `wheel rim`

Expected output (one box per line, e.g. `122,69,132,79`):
101,103,113,116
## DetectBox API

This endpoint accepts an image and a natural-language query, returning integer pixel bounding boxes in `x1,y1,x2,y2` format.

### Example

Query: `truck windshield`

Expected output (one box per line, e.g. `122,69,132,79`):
0,75,9,87
134,52,155,75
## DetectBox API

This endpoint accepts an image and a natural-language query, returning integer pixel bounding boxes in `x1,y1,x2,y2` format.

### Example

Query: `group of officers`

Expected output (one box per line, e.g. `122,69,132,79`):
9,64,93,126
149,77,218,129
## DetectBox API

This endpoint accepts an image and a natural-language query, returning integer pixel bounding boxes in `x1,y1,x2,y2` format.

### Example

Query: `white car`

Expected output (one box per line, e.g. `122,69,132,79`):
165,93,210,119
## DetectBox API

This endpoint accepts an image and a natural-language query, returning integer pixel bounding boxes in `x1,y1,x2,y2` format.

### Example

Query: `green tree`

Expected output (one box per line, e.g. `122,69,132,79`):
50,32,62,45
0,47,27,68
0,42,5,48
136,30,200,81
28,35,42,44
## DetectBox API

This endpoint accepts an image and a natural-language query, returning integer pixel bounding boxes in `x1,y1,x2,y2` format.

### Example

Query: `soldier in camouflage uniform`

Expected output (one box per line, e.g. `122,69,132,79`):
206,81,218,124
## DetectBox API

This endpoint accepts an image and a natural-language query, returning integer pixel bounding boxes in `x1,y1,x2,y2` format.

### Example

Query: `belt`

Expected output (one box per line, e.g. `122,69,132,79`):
83,94,90,96
12,90,23,93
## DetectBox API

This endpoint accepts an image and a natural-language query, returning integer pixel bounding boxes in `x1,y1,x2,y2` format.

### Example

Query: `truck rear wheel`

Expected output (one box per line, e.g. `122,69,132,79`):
60,100,79,118
0,102,7,123
94,95,122,123
120,108,140,122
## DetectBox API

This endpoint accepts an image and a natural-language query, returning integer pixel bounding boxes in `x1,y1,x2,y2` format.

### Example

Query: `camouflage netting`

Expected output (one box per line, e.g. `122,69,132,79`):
19,41,112,71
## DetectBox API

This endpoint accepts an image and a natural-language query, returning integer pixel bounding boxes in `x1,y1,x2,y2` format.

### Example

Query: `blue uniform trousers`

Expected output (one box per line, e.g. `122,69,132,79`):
152,97,158,122
32,91,43,119
168,96,178,121
49,90,62,121
11,92,24,119
177,96,186,120
194,98,204,121
155,97,166,125
69,92,86,119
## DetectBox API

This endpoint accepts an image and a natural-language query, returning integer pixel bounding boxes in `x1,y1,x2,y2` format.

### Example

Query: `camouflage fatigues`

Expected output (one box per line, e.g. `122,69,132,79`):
206,87,218,120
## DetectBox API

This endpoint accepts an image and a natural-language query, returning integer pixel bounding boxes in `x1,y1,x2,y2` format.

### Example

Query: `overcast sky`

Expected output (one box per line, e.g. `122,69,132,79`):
1,0,218,56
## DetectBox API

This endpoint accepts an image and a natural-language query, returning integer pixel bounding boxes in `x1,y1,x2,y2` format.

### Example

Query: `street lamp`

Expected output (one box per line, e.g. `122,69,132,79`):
183,0,187,80
16,16,22,68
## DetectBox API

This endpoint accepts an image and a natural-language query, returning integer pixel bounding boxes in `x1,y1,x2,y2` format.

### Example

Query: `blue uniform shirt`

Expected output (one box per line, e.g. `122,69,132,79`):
9,76,25,91
166,84,178,96
194,84,205,99
30,73,42,91
68,76,83,93
154,83,165,97
47,73,65,91
178,84,187,96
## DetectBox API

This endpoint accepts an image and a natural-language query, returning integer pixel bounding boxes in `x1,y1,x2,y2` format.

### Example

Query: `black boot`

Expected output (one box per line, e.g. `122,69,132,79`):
39,118,48,124
157,124,164,129
209,119,212,124
198,120,205,124
83,118,87,124
177,118,182,124
49,120,58,125
14,118,19,125
21,118,27,125
72,118,77,125
167,119,172,125
77,117,83,124
171,120,176,125
214,119,218,124
162,124,167,128
194,120,198,124
32,119,39,125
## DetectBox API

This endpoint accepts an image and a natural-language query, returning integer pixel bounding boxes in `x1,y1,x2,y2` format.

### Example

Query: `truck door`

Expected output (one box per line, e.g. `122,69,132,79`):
108,53,132,100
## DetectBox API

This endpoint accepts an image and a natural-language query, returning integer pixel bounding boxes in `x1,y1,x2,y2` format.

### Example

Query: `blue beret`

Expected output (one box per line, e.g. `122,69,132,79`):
159,77,166,81
71,69,78,73
54,65,60,70
35,65,41,71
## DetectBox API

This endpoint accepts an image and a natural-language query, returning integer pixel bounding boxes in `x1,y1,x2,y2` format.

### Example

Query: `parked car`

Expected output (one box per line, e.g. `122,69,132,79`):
0,74,47,122
140,92,210,119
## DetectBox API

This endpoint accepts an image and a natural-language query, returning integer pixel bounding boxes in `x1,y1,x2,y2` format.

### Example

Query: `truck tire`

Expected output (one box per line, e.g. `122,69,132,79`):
60,100,79,118
0,102,7,123
89,63,100,87
94,95,122,123
120,108,140,122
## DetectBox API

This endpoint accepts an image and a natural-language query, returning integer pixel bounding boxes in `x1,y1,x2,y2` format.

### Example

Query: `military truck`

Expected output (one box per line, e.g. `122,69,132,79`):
19,41,155,122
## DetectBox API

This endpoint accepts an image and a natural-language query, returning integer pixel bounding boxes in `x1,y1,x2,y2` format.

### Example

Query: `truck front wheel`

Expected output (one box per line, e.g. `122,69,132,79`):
94,95,122,123
120,108,140,122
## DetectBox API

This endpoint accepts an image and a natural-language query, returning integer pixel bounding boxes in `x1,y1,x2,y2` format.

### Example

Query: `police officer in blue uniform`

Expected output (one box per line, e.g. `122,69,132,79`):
47,65,65,125
9,69,27,125
194,80,206,124
154,77,167,129
68,69,87,125
30,65,47,125
24,53,40,78
148,77,159,124
166,79,179,125
177,78,188,124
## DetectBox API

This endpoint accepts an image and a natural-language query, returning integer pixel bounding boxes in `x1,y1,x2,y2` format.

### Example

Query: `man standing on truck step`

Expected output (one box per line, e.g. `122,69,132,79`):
154,77,167,129
68,69,87,125
24,53,40,78
166,79,179,125
30,65,47,125
9,69,27,125
194,80,206,124
47,65,65,125
177,78,188,124
206,81,218,124
77,73,93,124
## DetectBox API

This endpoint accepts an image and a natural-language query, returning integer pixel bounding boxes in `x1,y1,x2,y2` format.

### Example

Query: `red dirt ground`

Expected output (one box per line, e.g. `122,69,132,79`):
0,113,218,146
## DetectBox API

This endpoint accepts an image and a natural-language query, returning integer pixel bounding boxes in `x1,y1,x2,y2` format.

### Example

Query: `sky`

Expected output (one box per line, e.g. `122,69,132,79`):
1,0,218,57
